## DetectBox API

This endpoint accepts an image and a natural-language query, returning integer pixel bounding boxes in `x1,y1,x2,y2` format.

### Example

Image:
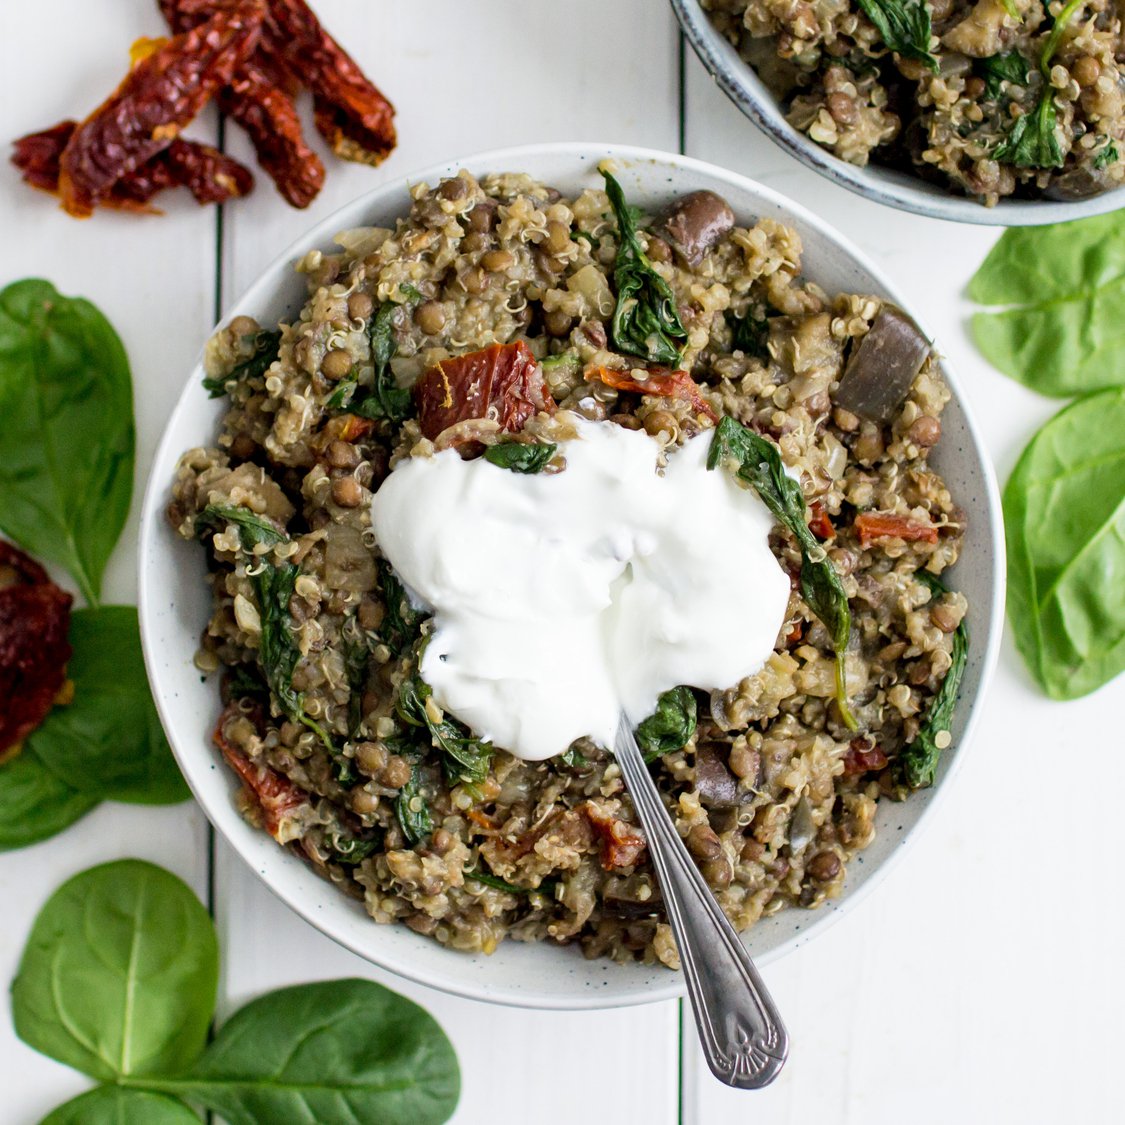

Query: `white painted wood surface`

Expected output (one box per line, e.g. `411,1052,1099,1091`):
2,2,1123,1123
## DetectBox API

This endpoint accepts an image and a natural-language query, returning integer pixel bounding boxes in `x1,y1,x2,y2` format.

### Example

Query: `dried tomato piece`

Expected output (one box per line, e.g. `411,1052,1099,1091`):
213,703,311,841
265,0,396,166
160,1,324,208
808,501,835,541
0,541,73,759
843,737,888,776
585,365,718,423
12,120,252,210
58,1,264,216
583,803,646,871
854,512,939,547
415,341,555,442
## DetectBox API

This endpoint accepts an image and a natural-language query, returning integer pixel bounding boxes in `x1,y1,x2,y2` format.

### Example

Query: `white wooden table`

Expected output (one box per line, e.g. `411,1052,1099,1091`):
2,3,1123,1121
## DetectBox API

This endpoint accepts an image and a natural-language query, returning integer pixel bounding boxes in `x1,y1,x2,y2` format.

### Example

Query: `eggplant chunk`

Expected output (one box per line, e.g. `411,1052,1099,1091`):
663,190,735,266
694,741,742,807
835,305,931,422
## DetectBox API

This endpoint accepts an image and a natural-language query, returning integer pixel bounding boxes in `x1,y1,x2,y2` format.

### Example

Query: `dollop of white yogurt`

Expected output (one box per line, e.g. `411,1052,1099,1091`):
370,420,789,761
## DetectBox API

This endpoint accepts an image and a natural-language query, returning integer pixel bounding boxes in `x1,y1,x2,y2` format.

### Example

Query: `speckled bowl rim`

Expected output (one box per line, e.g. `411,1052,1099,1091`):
671,0,1125,226
139,142,1005,1010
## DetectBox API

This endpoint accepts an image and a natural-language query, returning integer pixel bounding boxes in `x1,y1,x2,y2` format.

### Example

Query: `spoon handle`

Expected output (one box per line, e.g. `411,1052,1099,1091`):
614,714,789,1089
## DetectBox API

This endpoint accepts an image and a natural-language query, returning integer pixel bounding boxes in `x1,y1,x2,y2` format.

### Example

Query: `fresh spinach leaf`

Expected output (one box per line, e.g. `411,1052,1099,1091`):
635,686,697,763
708,416,857,728
395,755,434,844
398,674,493,785
976,50,1030,100
202,329,282,398
899,572,968,788
1094,143,1119,170
1003,387,1125,699
143,980,460,1125
11,860,218,1083
968,211,1125,395
601,169,687,366
28,607,189,805
0,279,134,606
0,746,99,852
42,1088,201,1124
483,440,557,473
726,309,769,358
855,0,938,71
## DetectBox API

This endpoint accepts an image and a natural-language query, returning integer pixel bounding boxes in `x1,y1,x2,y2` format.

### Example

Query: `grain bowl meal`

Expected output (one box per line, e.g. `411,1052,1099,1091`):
702,0,1124,205
169,165,969,967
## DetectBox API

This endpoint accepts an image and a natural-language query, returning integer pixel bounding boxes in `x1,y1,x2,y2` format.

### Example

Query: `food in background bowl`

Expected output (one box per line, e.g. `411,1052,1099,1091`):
168,163,969,967
701,0,1124,205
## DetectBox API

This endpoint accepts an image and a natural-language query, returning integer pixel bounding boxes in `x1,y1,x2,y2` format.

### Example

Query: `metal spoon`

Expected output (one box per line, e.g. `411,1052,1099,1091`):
613,713,789,1089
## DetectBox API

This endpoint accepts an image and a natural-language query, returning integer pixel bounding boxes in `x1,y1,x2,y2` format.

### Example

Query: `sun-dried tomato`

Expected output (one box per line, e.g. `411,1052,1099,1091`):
213,703,311,841
843,737,888,776
12,120,252,210
808,501,835,541
265,0,396,166
854,511,939,547
0,542,73,759
585,365,719,423
160,0,324,208
583,803,647,871
416,341,555,442
57,1,264,216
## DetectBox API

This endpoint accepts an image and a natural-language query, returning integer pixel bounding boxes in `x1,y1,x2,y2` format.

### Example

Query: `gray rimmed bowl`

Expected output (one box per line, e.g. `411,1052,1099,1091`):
139,142,1004,1009
672,0,1125,226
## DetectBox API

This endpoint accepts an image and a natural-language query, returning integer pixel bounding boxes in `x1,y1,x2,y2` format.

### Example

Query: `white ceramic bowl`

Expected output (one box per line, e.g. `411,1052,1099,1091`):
139,143,1004,1009
672,0,1125,226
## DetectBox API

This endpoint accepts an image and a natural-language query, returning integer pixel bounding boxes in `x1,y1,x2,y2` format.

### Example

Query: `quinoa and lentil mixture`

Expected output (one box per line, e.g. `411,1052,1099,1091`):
170,167,968,967
703,0,1124,205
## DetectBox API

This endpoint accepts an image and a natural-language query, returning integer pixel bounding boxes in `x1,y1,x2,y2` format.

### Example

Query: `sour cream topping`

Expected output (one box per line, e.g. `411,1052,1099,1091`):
370,419,790,761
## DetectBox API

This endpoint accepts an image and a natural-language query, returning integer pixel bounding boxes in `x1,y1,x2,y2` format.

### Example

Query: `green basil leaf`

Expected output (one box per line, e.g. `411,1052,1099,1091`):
899,572,968,788
976,50,1030,100
602,170,687,366
708,416,856,727
11,860,218,1083
968,212,1125,396
41,1087,200,1125
0,279,134,606
159,979,459,1125
27,607,189,805
202,330,282,399
635,686,697,762
1003,387,1125,699
483,441,557,473
855,0,938,71
0,746,99,852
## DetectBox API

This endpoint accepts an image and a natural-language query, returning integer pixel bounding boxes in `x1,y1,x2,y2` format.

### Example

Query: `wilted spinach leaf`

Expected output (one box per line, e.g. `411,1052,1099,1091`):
333,296,419,422
726,309,769,358
395,755,434,844
202,329,282,399
28,607,189,805
483,440,557,473
635,686,697,763
976,50,1030,100
1094,143,1119,170
899,572,968,788
708,416,856,728
968,211,1125,395
196,503,287,549
378,559,424,656
0,279,134,606
11,860,218,1082
602,169,687,366
1003,387,1125,699
398,674,493,785
855,0,938,71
